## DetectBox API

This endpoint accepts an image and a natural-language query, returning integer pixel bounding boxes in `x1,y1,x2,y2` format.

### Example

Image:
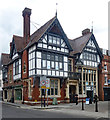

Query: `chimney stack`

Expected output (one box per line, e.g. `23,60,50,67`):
10,42,12,52
22,7,31,45
82,28,90,36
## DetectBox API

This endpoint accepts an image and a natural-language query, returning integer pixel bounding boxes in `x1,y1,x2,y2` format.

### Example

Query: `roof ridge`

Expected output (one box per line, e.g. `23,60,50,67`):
30,16,56,41
70,32,92,41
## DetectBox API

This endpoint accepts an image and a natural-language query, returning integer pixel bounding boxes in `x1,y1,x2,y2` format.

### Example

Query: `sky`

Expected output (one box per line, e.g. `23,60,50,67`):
0,0,109,55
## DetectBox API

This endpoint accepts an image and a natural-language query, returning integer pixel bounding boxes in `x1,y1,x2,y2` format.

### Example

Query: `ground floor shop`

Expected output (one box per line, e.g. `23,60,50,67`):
75,66,98,102
3,85,23,103
103,87,110,101
22,77,79,105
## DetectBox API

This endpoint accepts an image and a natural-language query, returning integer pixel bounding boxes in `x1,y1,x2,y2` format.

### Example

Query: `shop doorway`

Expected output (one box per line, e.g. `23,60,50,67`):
69,85,76,103
87,90,93,101
104,88,110,101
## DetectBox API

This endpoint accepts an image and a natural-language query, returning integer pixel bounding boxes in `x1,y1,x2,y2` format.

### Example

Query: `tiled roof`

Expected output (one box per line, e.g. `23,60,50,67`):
1,53,11,65
26,16,56,48
13,35,24,52
69,32,92,54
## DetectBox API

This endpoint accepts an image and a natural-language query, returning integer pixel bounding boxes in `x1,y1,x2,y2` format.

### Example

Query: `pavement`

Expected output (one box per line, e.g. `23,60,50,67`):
2,101,110,119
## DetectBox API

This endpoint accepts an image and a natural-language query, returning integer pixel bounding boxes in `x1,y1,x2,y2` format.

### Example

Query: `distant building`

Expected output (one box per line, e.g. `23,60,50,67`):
0,66,3,100
99,49,110,101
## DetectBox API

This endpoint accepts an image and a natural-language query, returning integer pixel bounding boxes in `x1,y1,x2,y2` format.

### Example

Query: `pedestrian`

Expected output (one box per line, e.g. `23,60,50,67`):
75,94,78,105
93,94,98,103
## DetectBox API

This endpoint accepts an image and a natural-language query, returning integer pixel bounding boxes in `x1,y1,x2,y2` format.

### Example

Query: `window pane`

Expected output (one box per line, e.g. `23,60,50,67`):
55,55,58,61
37,52,41,58
37,59,41,68
51,54,54,61
59,62,62,69
55,62,59,70
64,63,68,71
47,61,50,69
59,55,62,62
64,56,68,62
53,37,56,44
47,54,50,60
43,60,46,68
42,53,46,60
61,48,64,52
49,36,52,43
48,70,51,75
57,38,60,45
51,88,54,95
51,61,54,68
43,70,47,75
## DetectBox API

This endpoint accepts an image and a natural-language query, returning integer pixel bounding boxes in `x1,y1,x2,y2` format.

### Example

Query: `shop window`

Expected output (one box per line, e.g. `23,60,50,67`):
47,80,59,96
15,89,22,100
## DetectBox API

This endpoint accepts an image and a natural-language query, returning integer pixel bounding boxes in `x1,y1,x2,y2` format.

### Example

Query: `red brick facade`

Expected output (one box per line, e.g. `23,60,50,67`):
99,49,110,101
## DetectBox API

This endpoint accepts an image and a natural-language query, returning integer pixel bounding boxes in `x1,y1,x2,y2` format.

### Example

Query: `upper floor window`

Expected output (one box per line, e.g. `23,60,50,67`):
48,35,60,46
102,49,107,55
15,61,19,75
68,59,72,72
2,68,7,80
104,64,107,71
9,69,12,82
104,76,108,85
13,59,21,80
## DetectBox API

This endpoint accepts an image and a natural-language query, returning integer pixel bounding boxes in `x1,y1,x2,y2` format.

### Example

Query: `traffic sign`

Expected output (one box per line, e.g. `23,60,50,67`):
46,78,50,89
40,76,46,89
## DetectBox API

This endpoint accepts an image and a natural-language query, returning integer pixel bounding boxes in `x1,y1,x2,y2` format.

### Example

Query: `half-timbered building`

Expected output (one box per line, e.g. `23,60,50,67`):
1,7,104,104
69,29,103,101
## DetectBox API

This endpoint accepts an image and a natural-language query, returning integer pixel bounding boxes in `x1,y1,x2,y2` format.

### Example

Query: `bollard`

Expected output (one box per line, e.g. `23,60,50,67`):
82,99,84,110
95,100,98,112
44,89,45,107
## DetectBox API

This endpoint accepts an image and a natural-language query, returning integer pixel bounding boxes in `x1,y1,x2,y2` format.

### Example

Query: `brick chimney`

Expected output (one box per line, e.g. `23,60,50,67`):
82,28,90,36
10,42,12,52
22,7,31,45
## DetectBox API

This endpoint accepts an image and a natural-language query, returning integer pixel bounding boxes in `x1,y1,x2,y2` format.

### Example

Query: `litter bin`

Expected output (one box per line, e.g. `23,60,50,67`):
52,98,58,105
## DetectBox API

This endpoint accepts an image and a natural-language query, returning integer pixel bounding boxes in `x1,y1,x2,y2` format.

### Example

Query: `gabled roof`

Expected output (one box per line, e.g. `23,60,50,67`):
13,35,24,52
26,16,72,51
69,32,92,54
1,53,11,66
26,16,56,48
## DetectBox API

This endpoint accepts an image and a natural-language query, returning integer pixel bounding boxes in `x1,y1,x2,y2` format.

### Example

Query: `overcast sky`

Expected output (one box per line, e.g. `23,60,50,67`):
0,0,109,55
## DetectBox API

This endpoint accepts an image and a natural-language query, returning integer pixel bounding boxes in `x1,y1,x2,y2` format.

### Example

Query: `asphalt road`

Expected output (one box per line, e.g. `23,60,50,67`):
1,103,98,119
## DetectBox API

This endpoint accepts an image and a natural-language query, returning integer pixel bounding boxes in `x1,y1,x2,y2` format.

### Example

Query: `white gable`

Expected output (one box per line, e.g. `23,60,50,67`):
87,39,96,48
37,34,69,53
